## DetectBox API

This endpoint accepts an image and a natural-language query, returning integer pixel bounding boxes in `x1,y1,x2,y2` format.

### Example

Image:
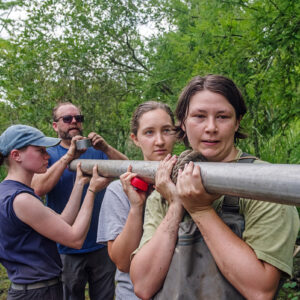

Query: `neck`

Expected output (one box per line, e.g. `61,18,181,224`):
60,139,71,149
5,168,34,187
222,146,239,162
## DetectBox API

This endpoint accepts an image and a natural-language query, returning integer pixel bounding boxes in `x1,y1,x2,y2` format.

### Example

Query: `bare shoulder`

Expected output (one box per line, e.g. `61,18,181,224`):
13,192,42,206
13,192,48,224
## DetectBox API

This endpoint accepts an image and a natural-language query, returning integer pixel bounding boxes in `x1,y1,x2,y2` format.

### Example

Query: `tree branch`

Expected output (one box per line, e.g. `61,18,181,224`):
125,33,149,71
109,57,148,74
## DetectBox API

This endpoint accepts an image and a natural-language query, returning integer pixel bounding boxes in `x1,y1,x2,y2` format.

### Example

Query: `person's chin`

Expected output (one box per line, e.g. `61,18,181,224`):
69,129,81,136
198,148,219,161
153,152,167,161
37,168,48,174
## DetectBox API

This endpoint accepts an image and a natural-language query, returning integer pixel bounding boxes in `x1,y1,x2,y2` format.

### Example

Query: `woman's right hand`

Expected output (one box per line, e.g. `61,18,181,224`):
155,154,180,206
176,161,220,214
75,162,91,186
88,165,111,193
120,165,147,208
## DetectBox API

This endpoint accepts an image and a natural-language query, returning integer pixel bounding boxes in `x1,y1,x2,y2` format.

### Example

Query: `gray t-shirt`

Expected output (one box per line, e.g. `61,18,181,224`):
97,180,141,300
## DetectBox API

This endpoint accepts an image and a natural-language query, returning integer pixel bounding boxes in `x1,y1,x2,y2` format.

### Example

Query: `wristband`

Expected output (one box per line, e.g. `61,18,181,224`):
88,188,96,194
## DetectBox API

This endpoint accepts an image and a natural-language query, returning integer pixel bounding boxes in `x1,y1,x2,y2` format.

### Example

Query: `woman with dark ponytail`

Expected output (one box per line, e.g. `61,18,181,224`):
130,75,299,300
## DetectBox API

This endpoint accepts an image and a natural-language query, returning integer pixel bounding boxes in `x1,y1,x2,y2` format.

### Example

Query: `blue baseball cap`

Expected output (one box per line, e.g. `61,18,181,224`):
0,124,61,156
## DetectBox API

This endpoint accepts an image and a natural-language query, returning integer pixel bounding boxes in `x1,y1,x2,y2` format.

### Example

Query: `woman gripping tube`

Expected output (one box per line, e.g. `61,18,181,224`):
0,124,111,300
130,75,299,300
97,101,177,300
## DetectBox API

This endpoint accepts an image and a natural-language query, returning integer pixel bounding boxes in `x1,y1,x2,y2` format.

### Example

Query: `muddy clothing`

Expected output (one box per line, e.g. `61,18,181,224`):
154,196,245,299
135,150,299,298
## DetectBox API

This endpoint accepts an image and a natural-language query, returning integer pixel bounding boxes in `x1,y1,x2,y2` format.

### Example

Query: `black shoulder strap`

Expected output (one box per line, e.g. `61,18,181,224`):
236,152,257,163
222,152,257,213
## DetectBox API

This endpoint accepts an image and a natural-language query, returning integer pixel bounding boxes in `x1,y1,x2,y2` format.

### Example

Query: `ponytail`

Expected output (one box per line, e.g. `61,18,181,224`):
0,153,7,167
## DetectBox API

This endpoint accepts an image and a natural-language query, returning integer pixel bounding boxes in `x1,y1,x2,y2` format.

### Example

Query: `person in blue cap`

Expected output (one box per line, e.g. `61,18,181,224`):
0,124,111,300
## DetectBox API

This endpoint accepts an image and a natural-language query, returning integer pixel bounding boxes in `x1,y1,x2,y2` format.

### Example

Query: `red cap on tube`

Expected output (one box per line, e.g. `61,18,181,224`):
131,177,149,192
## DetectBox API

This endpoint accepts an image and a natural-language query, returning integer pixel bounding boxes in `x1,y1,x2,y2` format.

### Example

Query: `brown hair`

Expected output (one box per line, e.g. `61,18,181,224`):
130,101,175,135
52,102,82,121
175,75,248,147
0,153,5,166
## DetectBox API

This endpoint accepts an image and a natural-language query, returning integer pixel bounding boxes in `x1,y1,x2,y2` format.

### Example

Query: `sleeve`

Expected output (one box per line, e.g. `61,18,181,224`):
97,180,130,245
46,146,58,167
100,151,108,160
94,148,108,160
134,190,168,253
241,198,299,277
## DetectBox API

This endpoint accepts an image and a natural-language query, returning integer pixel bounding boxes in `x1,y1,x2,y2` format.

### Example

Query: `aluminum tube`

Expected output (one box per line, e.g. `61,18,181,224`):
69,159,300,206
70,159,159,183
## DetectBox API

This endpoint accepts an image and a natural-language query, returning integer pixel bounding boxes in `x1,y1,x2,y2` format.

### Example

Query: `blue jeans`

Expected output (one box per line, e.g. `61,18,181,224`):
60,247,116,300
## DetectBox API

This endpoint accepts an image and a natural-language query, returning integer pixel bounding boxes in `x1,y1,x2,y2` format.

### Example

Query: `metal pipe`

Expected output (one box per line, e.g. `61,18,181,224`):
69,159,300,206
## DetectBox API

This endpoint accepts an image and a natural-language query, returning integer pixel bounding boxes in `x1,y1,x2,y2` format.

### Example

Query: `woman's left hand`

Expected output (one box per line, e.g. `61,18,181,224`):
176,161,220,214
154,154,178,205
120,165,147,208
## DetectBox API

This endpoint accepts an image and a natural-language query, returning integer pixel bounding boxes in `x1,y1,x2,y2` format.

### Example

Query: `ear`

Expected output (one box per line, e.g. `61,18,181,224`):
181,122,186,133
235,116,242,132
130,133,140,147
10,149,22,162
52,121,58,134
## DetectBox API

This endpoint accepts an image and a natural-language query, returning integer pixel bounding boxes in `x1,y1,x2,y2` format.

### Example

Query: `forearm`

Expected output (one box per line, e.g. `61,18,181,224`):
60,181,85,224
191,209,280,299
130,203,183,300
104,145,128,160
67,190,95,249
32,154,72,196
109,206,144,273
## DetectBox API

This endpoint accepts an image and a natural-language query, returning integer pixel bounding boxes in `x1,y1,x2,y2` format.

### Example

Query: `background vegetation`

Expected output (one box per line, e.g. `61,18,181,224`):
0,0,299,298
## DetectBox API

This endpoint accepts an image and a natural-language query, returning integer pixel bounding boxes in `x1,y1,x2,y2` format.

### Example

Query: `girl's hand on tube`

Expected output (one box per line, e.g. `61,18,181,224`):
89,165,111,194
75,162,91,186
120,165,147,209
155,154,180,206
176,161,220,214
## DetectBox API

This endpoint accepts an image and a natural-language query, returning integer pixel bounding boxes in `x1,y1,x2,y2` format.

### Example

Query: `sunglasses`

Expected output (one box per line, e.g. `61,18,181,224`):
56,115,84,123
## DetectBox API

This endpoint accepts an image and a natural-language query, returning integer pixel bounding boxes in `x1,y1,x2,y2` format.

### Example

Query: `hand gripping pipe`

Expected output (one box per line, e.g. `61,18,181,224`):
69,159,300,206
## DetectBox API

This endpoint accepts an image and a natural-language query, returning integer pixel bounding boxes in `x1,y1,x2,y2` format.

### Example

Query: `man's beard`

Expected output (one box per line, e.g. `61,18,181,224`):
58,128,83,140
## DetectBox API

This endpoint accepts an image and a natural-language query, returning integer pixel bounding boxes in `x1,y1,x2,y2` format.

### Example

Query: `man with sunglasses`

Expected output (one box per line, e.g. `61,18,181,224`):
32,102,127,300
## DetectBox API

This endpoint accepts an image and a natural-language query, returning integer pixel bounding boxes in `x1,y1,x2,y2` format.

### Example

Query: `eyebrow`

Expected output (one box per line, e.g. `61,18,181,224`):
142,124,173,130
190,109,231,114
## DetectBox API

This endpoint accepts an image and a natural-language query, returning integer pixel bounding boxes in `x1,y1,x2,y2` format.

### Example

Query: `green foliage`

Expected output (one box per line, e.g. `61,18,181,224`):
279,280,300,300
0,264,9,300
0,3,299,298
0,1,298,160
0,0,299,161
141,0,300,163
0,0,152,158
0,166,7,182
